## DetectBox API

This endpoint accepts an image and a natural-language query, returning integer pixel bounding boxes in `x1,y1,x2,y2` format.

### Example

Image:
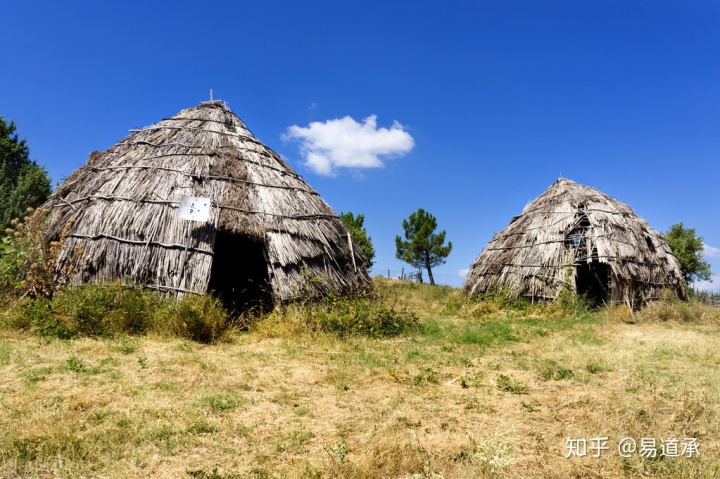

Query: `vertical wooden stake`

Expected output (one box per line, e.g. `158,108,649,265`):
347,233,357,272
176,225,192,299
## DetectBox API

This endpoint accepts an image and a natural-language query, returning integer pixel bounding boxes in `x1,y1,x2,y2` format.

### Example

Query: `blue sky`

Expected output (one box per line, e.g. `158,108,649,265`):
2,1,719,291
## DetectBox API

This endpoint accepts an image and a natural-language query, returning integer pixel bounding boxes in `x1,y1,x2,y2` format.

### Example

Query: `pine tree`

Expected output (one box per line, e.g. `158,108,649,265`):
395,208,452,285
0,116,52,229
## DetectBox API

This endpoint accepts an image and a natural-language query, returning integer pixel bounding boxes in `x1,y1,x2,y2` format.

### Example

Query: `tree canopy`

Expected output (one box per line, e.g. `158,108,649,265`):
395,208,452,285
0,116,52,229
339,211,375,268
665,223,712,287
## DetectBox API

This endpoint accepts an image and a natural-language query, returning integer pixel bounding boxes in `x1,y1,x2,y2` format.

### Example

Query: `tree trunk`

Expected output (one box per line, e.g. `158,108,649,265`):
425,253,435,285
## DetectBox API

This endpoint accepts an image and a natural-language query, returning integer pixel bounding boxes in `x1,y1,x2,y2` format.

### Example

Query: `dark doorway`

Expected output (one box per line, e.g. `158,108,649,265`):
575,261,610,307
208,232,272,314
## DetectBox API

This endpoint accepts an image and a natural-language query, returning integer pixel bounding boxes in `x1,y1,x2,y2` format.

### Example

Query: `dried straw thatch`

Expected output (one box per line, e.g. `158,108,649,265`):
464,179,687,307
44,101,372,308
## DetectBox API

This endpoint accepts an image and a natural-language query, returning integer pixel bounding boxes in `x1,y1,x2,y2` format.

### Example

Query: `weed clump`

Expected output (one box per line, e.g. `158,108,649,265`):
495,375,528,394
4,282,232,343
154,294,230,343
266,294,419,339
469,440,515,475
0,207,80,300
50,282,161,337
535,359,574,381
3,278,419,343
471,286,533,312
444,283,600,321
637,297,714,323
310,295,419,338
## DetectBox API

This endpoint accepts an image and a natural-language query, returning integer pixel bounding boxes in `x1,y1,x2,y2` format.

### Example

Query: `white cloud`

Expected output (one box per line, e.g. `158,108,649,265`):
459,268,470,277
703,243,720,259
283,115,414,176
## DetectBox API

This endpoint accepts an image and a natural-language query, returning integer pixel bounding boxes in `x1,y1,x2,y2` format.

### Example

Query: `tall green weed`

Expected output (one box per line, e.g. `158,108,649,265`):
153,294,230,343
270,294,419,339
50,282,160,337
4,282,232,343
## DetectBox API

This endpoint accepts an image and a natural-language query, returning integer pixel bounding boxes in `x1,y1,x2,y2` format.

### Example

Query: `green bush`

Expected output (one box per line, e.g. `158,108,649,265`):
4,282,234,343
23,298,74,339
470,286,533,312
292,295,419,338
51,282,160,337
3,278,421,343
153,294,229,344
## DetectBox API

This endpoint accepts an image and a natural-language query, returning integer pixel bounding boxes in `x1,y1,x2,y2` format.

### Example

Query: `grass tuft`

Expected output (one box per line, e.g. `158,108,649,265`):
495,374,529,394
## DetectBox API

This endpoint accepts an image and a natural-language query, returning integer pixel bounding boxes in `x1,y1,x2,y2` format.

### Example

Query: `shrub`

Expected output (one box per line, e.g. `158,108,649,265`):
9,281,233,342
153,294,230,344
470,286,532,313
553,288,593,319
50,282,160,337
637,298,713,323
23,298,74,338
318,296,419,338
277,294,419,339
0,207,79,299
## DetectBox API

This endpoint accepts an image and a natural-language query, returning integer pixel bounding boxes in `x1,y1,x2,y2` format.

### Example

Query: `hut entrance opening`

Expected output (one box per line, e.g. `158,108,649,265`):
575,261,609,307
208,232,272,314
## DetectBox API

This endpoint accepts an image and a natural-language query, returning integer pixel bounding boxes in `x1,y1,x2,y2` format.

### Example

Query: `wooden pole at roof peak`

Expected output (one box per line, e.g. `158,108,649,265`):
210,89,213,101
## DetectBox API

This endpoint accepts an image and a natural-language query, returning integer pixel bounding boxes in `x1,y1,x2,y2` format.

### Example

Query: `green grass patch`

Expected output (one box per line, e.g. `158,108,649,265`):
535,359,574,381
450,320,518,347
195,393,247,413
495,374,528,394
266,294,420,339
3,283,234,343
585,362,609,374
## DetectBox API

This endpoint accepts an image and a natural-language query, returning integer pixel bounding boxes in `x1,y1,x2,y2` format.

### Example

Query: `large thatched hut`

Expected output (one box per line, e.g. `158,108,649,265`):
464,178,687,307
44,101,372,309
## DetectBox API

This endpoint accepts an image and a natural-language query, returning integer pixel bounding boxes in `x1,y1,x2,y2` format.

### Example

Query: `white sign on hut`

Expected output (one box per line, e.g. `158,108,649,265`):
178,195,211,222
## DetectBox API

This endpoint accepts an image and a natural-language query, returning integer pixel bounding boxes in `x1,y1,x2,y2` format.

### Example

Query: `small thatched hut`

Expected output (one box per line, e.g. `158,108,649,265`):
44,101,372,309
464,178,687,307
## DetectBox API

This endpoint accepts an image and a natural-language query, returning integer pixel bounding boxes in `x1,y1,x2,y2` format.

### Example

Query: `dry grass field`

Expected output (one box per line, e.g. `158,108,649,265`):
1,278,719,478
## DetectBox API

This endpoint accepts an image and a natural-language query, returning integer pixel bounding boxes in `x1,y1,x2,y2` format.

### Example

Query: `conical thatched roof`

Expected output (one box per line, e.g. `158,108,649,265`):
464,179,687,307
44,101,372,307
